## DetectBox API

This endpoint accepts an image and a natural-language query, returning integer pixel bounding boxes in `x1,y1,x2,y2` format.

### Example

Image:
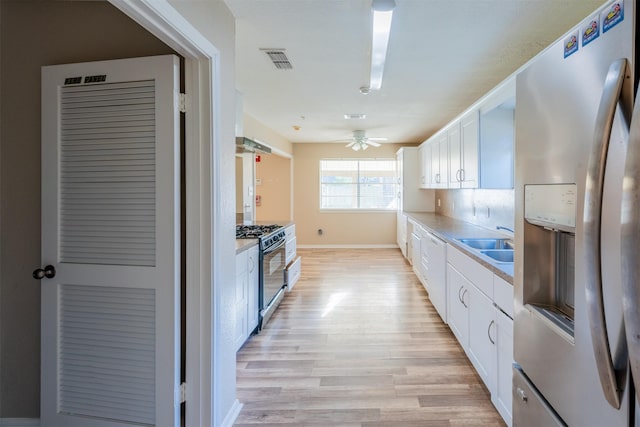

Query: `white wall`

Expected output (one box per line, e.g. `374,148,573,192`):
293,142,409,246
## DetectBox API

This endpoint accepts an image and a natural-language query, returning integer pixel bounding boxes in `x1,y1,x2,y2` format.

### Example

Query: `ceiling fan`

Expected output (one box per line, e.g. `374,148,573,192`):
343,130,387,151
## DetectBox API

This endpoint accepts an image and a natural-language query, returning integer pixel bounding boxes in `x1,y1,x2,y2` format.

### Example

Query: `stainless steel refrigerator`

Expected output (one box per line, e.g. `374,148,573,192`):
514,0,639,425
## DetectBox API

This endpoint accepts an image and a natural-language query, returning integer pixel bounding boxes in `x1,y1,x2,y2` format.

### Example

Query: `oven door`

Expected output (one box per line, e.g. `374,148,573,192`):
261,239,286,310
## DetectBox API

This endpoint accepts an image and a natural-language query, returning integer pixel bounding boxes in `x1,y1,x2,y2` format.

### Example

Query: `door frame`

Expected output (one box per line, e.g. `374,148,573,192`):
108,1,222,426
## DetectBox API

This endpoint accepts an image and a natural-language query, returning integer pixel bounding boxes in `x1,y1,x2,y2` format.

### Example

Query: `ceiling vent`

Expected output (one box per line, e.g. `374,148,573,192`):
261,48,293,70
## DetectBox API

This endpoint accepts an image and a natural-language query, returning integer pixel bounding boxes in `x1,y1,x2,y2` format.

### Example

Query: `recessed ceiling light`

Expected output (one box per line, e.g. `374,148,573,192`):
344,114,367,119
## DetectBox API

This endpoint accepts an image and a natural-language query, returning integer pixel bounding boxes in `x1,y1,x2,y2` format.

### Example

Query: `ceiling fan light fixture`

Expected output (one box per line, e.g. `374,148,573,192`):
369,0,395,91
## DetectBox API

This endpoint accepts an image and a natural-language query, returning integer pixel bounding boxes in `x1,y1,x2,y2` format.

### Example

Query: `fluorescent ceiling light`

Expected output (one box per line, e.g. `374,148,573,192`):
369,0,395,91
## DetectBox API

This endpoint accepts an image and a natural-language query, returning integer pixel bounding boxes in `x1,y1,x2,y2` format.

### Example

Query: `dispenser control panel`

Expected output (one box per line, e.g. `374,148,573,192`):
525,184,577,231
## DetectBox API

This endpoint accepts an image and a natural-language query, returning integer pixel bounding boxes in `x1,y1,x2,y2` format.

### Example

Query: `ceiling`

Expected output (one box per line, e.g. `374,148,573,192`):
225,0,606,145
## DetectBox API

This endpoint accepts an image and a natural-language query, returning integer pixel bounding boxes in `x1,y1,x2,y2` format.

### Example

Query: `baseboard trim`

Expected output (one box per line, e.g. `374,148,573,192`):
0,419,40,427
297,244,399,249
220,399,243,427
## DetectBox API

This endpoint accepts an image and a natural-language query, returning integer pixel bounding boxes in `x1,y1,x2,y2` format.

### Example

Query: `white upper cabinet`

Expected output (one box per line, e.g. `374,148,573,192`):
419,75,514,190
397,147,433,211
479,77,515,189
447,121,461,186
461,111,480,188
418,143,431,189
449,112,479,189
429,131,448,188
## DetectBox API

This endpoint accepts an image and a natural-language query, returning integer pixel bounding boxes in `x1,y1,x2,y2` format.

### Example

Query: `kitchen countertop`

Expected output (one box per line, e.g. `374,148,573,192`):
236,238,259,254
404,211,514,284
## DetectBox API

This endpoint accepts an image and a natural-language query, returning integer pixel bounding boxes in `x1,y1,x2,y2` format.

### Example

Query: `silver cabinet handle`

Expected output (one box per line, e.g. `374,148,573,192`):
584,58,628,410
621,63,640,406
461,289,468,308
435,173,440,184
458,286,464,304
487,320,495,345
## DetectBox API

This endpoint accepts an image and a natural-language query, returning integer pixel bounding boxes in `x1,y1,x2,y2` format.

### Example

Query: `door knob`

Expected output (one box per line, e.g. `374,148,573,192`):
33,265,56,280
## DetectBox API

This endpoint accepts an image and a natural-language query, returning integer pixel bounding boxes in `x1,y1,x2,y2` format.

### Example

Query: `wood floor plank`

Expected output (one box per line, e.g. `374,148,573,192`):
234,248,506,426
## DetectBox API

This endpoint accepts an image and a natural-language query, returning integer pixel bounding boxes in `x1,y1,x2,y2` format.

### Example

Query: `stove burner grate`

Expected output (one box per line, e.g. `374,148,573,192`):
236,224,282,239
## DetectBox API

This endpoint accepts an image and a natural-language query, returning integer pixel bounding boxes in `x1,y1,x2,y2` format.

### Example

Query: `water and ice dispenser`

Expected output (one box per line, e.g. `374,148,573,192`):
523,184,577,337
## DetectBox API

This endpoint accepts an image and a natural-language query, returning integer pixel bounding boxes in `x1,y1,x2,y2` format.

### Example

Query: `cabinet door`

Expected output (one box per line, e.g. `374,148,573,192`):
446,263,470,348
431,137,442,187
461,110,479,188
397,213,407,258
422,144,431,188
411,232,421,273
247,246,260,335
467,284,496,390
448,121,462,187
425,233,447,323
437,135,449,188
493,309,514,426
417,145,426,188
235,250,248,351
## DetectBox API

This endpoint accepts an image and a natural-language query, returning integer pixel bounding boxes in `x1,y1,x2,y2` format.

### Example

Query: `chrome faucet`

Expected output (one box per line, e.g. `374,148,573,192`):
496,225,514,233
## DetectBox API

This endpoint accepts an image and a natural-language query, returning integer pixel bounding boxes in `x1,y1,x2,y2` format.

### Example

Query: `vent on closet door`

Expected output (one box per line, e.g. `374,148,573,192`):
59,80,157,266
58,284,156,424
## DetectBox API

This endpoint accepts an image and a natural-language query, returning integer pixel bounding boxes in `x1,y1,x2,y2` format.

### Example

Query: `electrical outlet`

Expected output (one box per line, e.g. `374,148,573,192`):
437,198,441,207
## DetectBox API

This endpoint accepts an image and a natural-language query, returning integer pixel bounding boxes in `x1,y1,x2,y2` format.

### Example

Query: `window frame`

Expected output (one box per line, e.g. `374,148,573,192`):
318,158,398,212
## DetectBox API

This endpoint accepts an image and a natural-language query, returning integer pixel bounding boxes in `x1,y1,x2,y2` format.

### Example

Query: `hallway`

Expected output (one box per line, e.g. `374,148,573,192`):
235,248,505,426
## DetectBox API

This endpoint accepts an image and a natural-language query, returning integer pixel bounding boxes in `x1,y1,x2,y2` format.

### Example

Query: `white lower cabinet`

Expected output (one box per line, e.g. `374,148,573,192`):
467,282,496,390
235,244,260,351
247,245,260,336
446,263,469,345
493,307,514,426
397,212,408,258
234,249,248,351
446,244,513,427
423,231,447,322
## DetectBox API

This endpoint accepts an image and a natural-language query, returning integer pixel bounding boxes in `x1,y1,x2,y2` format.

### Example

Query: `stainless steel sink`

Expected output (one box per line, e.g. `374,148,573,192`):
458,238,514,250
480,249,514,263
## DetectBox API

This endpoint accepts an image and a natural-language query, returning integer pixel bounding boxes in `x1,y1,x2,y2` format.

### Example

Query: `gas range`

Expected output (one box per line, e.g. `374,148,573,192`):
236,224,283,239
236,224,286,253
235,223,287,331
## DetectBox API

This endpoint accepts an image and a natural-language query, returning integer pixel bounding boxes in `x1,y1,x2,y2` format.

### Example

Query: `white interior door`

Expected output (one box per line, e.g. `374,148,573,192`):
39,55,181,427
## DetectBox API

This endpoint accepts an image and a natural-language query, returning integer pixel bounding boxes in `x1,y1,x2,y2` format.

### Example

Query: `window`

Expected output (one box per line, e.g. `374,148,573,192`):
320,159,398,210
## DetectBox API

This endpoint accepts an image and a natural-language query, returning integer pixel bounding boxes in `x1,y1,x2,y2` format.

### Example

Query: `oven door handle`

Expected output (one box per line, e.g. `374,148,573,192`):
263,238,285,255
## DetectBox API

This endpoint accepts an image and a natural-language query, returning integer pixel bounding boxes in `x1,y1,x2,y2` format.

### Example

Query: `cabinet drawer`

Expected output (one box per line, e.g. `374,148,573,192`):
447,245,493,297
285,256,301,291
285,224,295,239
285,236,297,265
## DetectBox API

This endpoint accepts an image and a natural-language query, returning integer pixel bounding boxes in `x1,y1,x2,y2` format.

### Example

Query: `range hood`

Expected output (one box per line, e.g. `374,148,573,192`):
236,137,272,154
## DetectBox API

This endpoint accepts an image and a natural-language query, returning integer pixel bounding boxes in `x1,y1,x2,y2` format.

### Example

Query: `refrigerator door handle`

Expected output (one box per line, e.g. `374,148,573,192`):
621,70,640,406
584,58,628,410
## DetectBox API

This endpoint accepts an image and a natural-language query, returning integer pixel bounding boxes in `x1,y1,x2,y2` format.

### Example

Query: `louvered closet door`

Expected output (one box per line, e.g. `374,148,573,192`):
40,55,180,427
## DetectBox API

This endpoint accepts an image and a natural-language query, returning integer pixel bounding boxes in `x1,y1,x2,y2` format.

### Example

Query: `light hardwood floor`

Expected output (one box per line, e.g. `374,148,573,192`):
235,248,506,427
